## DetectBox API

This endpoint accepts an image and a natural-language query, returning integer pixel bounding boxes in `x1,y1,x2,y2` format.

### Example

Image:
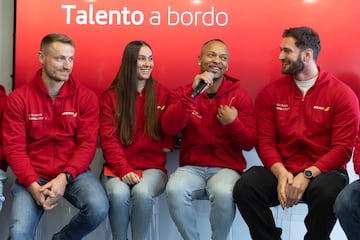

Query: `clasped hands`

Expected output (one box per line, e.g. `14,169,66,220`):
277,171,310,209
28,173,67,211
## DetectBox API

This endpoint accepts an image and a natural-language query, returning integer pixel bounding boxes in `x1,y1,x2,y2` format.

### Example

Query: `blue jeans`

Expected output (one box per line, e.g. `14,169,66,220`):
102,169,167,240
334,179,360,240
166,166,240,240
0,169,6,211
8,170,109,240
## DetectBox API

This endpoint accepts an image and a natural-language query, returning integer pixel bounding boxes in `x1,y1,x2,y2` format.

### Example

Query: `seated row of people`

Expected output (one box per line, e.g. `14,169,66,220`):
0,26,360,240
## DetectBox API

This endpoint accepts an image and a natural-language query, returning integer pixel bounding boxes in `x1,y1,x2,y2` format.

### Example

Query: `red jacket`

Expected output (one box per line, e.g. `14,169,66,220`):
3,69,99,189
352,125,360,175
161,74,256,172
255,67,360,173
0,85,7,171
100,82,174,178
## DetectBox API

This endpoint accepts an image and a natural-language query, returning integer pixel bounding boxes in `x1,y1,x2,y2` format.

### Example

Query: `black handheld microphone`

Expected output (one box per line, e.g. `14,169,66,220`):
191,72,214,98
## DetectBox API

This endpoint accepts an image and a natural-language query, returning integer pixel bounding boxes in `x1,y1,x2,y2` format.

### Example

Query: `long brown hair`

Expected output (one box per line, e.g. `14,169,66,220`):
109,40,160,145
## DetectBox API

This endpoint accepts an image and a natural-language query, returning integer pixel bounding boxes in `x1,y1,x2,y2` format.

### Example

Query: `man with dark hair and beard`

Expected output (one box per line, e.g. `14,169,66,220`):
233,26,360,240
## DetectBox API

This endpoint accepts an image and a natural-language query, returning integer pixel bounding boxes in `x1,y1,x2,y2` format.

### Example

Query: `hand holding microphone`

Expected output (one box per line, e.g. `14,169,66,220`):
191,72,214,98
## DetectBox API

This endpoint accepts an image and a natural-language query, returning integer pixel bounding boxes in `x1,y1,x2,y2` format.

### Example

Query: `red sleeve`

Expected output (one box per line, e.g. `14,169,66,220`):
313,85,359,172
161,85,195,136
63,88,100,179
161,134,176,151
255,87,284,169
156,83,177,151
3,91,39,188
220,87,256,151
99,91,133,178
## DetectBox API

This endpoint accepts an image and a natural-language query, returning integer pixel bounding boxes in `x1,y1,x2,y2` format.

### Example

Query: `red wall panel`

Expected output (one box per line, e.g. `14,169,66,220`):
14,0,360,99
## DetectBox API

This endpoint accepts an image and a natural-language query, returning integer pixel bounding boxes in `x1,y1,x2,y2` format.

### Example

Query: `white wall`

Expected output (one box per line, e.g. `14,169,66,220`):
0,1,351,239
0,0,14,93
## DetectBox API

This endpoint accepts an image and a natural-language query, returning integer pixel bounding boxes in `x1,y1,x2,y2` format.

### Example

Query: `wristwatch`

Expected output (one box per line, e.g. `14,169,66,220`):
303,170,313,180
62,172,73,184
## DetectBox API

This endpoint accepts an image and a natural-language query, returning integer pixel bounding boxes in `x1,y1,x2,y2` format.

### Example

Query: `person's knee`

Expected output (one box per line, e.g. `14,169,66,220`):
232,177,253,202
132,188,153,202
166,181,188,208
166,179,185,197
210,186,233,204
312,171,349,199
85,192,109,221
334,187,353,217
210,192,235,215
107,187,129,203
88,204,108,225
311,183,343,203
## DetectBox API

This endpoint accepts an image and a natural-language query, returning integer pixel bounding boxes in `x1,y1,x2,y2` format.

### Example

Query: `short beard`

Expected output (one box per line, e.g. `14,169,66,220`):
282,55,304,75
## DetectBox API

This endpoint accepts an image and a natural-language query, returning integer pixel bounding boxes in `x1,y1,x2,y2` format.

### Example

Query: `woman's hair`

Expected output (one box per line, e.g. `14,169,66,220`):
109,40,160,145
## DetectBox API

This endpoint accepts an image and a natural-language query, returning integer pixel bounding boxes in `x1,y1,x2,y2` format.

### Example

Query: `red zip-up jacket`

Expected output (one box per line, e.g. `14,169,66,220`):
256,67,359,173
3,69,99,189
161,74,256,172
100,82,175,178
0,85,7,171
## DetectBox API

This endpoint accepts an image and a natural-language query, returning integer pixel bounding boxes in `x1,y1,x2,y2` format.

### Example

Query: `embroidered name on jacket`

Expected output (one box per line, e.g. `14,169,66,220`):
28,112,78,120
276,103,290,111
28,113,44,120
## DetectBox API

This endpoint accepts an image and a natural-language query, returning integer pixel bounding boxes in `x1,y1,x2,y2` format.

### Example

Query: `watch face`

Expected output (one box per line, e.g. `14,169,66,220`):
304,170,313,178
64,172,73,183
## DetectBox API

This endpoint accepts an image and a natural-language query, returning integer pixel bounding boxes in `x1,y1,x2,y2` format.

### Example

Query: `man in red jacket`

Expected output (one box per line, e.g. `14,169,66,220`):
162,39,257,240
0,84,7,211
3,33,108,239
233,26,360,240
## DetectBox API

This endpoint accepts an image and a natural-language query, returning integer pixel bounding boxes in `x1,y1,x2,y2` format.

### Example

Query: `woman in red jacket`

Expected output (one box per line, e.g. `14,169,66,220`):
100,40,174,240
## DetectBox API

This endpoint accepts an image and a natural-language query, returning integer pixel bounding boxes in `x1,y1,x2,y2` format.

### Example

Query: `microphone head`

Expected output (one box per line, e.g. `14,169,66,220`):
209,72,215,80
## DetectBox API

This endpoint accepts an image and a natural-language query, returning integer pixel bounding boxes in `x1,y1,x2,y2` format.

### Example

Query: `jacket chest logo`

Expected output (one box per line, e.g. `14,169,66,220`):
313,106,330,111
62,111,78,117
192,110,203,119
157,105,165,111
275,103,290,111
